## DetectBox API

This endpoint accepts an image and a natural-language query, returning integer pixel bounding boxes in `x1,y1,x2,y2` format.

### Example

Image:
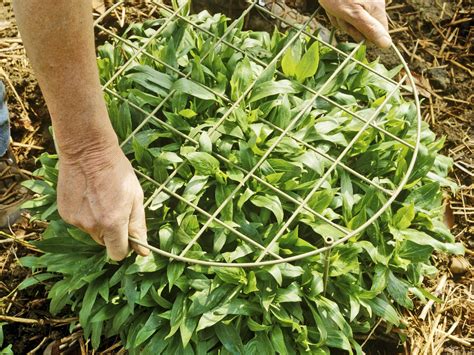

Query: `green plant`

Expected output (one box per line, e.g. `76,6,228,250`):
0,323,13,355
21,8,463,354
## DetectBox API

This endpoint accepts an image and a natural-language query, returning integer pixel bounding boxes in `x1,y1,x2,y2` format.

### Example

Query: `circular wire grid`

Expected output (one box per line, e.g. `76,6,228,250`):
95,0,422,268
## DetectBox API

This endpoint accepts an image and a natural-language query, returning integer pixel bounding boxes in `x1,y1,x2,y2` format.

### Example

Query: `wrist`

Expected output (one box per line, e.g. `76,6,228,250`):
56,121,120,164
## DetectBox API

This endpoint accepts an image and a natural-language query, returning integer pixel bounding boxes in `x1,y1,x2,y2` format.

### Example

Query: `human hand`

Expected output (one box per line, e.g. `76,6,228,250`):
13,0,149,261
319,0,392,48
57,145,149,261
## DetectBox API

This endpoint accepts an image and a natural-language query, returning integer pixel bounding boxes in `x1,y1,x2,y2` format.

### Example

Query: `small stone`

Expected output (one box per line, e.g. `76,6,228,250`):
450,256,470,275
428,68,451,91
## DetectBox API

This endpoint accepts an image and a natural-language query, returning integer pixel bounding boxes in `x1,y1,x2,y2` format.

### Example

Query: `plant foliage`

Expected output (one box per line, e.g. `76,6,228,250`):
22,8,463,354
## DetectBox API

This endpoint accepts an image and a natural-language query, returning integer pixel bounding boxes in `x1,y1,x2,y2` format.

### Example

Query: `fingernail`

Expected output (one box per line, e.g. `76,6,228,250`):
380,34,392,48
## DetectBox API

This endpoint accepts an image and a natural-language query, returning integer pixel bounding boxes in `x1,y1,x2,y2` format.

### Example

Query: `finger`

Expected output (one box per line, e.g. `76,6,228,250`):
328,14,338,28
363,2,389,31
71,212,105,246
128,193,149,257
337,19,364,43
89,231,105,246
343,8,392,48
103,224,130,261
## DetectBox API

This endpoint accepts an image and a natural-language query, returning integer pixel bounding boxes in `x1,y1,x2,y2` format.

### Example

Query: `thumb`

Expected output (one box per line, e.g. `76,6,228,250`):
344,8,392,48
336,18,365,43
128,194,150,257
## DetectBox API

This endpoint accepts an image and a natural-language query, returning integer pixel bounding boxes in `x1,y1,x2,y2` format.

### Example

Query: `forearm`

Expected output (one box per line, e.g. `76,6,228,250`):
12,0,117,159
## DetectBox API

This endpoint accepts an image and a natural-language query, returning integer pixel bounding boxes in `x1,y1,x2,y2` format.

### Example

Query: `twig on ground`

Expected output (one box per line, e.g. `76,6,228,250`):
0,315,77,325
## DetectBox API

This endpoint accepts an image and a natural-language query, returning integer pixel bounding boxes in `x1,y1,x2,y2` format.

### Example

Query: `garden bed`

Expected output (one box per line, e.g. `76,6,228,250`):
0,0,472,353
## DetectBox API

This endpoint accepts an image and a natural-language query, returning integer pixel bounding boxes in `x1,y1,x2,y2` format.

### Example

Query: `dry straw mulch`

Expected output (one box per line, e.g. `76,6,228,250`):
385,1,473,353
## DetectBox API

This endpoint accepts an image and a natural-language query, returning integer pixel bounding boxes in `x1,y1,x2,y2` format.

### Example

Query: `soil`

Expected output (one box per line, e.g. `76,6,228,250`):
0,0,472,353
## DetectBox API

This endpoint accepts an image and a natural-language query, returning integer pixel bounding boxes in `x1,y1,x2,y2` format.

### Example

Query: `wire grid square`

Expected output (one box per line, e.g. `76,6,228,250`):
136,169,284,262
94,0,420,265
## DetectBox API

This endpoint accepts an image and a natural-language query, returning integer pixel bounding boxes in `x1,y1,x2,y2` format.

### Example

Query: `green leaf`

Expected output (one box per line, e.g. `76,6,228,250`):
132,253,166,273
196,311,226,332
117,100,133,140
172,78,216,101
68,228,99,246
0,325,5,348
295,41,319,82
213,267,247,285
176,214,199,245
363,296,400,326
33,237,102,254
48,279,70,315
182,175,208,203
243,271,259,294
112,305,132,334
180,315,198,348
264,265,283,286
90,303,117,323
281,44,300,77
275,282,302,303
308,220,346,240
167,262,185,289
79,279,103,324
325,328,352,352
188,284,234,317
397,229,464,255
408,145,437,184
140,327,169,354
251,195,284,224
247,318,271,332
249,80,300,103
179,108,197,118
123,275,137,314
127,65,174,90
215,323,244,354
0,345,13,355
397,240,433,262
198,298,258,331
237,188,255,209
135,311,163,346
187,151,220,175
329,245,361,277
230,57,254,101
244,333,274,354
405,182,441,210
199,131,212,153
387,271,413,309
17,273,57,290
315,296,353,337
307,189,335,214
91,320,104,349
21,180,55,196
270,325,288,355
393,203,415,229
166,294,185,339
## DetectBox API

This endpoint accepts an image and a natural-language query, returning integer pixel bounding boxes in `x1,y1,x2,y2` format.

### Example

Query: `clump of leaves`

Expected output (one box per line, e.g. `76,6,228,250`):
21,8,464,354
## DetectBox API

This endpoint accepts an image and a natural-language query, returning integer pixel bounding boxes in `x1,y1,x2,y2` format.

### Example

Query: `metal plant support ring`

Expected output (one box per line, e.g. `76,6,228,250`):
95,1,422,268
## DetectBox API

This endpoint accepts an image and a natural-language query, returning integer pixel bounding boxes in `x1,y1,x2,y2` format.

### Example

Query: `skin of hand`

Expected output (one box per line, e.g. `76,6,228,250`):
13,0,149,260
58,145,148,261
319,0,392,48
